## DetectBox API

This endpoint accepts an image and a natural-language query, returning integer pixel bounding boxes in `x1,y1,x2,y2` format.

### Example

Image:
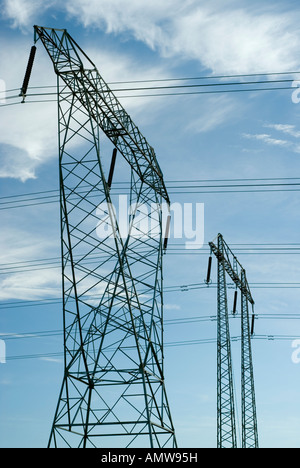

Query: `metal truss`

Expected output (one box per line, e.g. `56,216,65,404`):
33,26,176,449
209,234,259,449
215,235,237,448
241,270,259,448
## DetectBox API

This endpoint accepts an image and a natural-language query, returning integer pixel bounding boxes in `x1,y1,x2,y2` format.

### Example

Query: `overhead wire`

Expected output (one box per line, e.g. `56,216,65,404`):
0,281,300,311
1,178,300,211
3,334,299,361
1,72,300,108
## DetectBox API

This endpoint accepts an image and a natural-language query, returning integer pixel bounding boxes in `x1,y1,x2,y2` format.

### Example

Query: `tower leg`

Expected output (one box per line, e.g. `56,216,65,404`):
241,270,259,448
217,235,237,449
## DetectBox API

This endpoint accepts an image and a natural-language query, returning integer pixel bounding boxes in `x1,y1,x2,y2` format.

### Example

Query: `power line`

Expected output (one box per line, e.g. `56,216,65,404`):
1,313,299,339
1,76,298,108
1,177,300,201
19,78,296,96
3,72,300,96
0,281,299,312
3,334,299,361
1,179,300,211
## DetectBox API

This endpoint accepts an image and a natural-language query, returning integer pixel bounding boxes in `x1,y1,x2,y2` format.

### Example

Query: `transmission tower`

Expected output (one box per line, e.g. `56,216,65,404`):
207,233,259,448
31,26,176,448
241,269,259,448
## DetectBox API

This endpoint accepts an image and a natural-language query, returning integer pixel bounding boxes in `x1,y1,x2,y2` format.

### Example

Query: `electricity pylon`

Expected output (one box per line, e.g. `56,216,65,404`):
241,269,259,449
32,26,176,449
208,234,259,448
209,234,237,448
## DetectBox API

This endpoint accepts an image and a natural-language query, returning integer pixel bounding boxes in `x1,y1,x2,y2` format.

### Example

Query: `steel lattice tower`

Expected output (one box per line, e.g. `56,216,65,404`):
209,234,259,449
241,269,259,448
33,26,177,449
215,235,237,448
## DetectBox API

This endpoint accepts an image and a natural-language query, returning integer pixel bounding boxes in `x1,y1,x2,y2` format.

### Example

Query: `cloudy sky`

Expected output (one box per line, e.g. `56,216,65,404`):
1,0,300,448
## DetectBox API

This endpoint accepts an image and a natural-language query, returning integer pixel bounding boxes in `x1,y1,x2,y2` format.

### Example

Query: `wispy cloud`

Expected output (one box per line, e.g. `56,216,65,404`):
0,227,60,301
2,0,54,30
39,357,63,363
4,1,300,74
243,133,290,148
185,95,241,133
243,122,300,154
265,124,300,139
64,0,300,74
164,304,181,311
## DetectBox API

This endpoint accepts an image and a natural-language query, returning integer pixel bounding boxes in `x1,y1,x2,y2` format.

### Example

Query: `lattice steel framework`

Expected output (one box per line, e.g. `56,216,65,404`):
33,26,176,449
209,234,259,449
241,270,259,448
215,235,237,448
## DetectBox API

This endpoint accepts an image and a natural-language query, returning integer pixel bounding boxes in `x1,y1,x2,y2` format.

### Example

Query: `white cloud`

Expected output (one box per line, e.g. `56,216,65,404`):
65,0,178,49
0,34,58,181
244,122,300,154
167,5,300,74
185,95,240,133
4,1,300,75
265,124,300,139
2,0,45,29
39,357,62,363
243,133,290,148
0,269,61,301
65,0,300,74
0,227,60,301
164,304,181,311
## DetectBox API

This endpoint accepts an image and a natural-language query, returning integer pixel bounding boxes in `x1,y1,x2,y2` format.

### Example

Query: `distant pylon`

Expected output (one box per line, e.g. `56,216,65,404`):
33,26,177,449
216,235,237,448
241,269,259,448
208,234,259,449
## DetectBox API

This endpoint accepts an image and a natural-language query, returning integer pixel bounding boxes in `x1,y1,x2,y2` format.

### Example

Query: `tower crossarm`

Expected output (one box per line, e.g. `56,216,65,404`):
209,234,254,306
34,25,170,205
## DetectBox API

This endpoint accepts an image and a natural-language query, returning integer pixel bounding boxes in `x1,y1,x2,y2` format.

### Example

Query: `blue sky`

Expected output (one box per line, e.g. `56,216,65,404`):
1,0,300,448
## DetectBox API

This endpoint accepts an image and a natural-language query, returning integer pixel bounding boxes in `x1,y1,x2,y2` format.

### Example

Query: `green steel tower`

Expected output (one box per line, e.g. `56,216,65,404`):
32,26,176,449
208,234,259,449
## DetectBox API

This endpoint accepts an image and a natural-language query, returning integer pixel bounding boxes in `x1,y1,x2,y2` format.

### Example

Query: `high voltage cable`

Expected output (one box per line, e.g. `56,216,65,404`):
1,180,300,211
1,251,300,276
1,71,299,109
2,74,300,96
18,78,297,96
3,74,300,95
1,187,299,211
0,245,300,271
1,177,300,202
3,334,299,361
0,83,297,108
1,314,299,337
9,70,300,92
0,282,299,311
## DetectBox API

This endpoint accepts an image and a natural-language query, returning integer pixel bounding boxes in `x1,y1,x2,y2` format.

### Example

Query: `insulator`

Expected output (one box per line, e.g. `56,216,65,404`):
251,314,255,336
107,148,117,189
233,290,238,315
20,46,37,97
206,256,212,284
163,214,171,250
